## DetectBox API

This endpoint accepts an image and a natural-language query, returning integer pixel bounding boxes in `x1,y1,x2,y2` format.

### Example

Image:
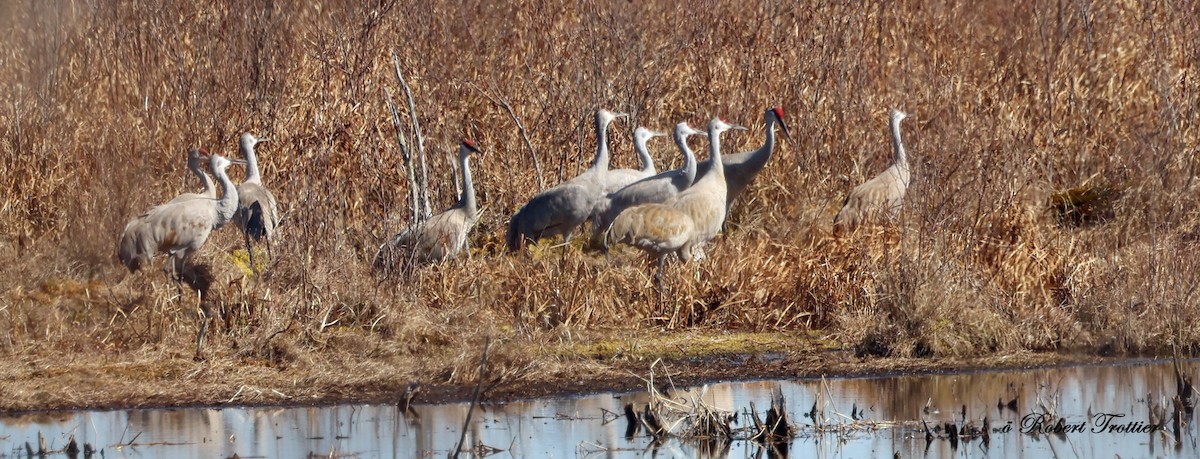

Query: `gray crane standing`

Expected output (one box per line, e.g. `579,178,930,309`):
694,106,791,212
233,133,280,274
592,122,706,247
118,151,244,357
834,109,912,233
506,109,626,251
375,140,483,273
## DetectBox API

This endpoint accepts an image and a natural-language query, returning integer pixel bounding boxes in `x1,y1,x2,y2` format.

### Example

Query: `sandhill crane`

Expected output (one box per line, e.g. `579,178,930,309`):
833,109,912,233
661,117,745,260
606,203,694,287
603,127,665,193
375,140,482,273
167,148,216,204
591,122,706,246
232,133,280,274
608,118,745,282
694,106,791,212
506,109,626,251
118,151,244,356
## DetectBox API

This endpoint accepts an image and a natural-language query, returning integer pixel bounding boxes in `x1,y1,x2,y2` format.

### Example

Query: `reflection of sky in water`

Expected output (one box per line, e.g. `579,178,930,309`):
1,359,1197,458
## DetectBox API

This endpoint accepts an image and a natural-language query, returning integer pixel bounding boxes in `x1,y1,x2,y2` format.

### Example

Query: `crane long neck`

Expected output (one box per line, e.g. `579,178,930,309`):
708,129,724,180
459,150,476,215
890,116,907,168
243,144,262,184
634,137,655,174
593,116,610,175
674,131,698,185
212,163,239,228
191,161,215,197
760,116,777,160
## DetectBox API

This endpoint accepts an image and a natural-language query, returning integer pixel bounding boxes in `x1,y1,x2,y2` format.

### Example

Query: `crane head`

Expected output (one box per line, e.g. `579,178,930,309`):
460,138,481,154
240,133,269,151
212,150,247,165
675,122,708,138
769,106,792,142
597,109,629,128
633,127,668,144
188,148,209,167
714,117,748,133
890,109,909,123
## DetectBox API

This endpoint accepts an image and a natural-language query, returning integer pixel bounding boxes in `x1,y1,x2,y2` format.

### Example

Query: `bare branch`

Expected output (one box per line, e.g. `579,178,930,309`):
383,87,420,225
468,82,545,189
391,50,432,219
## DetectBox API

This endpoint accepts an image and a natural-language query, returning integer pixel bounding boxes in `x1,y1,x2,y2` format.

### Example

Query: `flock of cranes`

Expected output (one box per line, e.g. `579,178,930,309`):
372,105,911,280
118,133,279,357
116,106,913,349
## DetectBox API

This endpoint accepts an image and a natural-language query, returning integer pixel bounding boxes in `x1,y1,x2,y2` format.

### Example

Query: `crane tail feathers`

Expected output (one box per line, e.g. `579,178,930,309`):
245,201,268,241
117,224,148,272
505,214,522,252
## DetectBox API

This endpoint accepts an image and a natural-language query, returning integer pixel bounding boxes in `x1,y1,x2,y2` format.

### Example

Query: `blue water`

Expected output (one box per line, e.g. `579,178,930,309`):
2,359,1196,458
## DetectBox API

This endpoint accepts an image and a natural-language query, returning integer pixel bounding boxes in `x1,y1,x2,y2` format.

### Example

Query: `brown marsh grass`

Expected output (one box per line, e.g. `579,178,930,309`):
1,0,1199,409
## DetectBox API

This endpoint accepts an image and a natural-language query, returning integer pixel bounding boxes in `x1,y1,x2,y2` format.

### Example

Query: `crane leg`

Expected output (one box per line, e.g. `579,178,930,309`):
654,255,669,313
243,231,258,276
265,237,273,267
654,256,665,290
194,300,211,361
164,256,184,301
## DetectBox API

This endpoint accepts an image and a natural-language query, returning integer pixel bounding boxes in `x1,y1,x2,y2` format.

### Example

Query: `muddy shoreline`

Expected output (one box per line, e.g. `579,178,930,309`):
0,349,1150,416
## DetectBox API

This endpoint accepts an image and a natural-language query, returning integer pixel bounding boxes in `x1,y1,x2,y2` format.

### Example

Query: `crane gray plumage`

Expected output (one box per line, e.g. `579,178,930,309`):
694,106,791,212
591,122,705,247
608,117,745,283
119,152,242,274
232,133,280,273
506,109,626,251
375,140,482,272
167,148,217,204
602,126,664,194
833,109,911,233
117,152,244,357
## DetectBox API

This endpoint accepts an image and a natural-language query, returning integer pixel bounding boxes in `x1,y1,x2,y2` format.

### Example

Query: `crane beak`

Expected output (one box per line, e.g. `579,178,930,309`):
257,137,270,143
652,131,668,138
228,158,248,165
778,118,793,143
614,112,629,120
730,124,749,131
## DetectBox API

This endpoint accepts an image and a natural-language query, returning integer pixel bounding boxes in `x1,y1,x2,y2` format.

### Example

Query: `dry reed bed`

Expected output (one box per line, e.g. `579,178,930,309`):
1,0,1199,407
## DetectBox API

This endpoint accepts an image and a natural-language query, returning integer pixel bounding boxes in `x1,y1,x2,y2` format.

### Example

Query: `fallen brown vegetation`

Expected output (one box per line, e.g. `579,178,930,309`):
1,0,1199,411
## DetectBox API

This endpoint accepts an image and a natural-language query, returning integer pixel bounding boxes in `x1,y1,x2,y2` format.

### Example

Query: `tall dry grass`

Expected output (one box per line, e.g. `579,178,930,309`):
1,0,1199,389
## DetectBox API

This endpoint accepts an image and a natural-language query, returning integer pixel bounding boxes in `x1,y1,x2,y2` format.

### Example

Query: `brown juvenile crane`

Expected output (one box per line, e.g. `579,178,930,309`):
167,148,216,204
506,109,626,251
607,117,745,284
833,109,912,233
375,140,483,273
118,151,244,357
233,133,280,274
591,121,706,247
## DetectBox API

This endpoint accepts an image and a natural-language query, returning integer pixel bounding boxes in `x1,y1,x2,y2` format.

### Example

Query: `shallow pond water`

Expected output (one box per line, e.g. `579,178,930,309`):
2,358,1197,458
